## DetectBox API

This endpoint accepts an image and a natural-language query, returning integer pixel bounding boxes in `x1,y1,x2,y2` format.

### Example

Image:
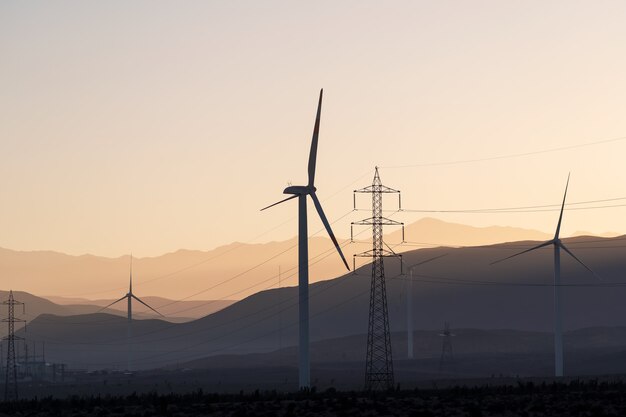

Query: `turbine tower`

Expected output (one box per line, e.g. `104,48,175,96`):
261,89,350,390
491,174,598,377
405,254,447,359
100,255,163,372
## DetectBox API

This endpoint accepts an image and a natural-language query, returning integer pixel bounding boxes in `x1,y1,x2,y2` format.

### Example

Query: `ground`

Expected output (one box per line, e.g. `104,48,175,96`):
1,379,626,416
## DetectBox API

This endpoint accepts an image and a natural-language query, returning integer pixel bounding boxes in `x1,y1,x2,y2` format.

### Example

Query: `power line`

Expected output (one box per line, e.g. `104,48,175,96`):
25,216,377,347
392,273,626,288
85,270,373,368
35,207,357,329
64,169,374,299
351,195,626,215
381,135,626,169
397,203,626,214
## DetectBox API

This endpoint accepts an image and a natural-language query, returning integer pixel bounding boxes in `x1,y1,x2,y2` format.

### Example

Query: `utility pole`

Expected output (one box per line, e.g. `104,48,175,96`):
352,167,403,391
3,290,25,401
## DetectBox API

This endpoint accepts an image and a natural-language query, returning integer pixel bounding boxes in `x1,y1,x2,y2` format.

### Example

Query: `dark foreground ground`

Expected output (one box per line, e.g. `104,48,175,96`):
2,379,626,417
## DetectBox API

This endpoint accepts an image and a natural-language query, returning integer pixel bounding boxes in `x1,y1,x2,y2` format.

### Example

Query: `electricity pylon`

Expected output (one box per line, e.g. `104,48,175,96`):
439,321,455,372
3,290,25,401
352,167,403,391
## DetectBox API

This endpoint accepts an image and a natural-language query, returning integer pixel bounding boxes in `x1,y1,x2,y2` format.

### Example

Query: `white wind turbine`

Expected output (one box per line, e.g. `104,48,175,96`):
405,254,447,359
261,89,350,389
100,255,163,372
491,174,599,377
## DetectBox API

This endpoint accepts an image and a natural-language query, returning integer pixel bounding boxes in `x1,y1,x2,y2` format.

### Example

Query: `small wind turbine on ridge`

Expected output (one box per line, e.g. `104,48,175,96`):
261,89,350,390
99,254,164,373
490,174,599,377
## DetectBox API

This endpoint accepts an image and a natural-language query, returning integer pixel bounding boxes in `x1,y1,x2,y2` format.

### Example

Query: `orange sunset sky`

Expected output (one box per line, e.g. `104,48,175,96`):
2,1,626,260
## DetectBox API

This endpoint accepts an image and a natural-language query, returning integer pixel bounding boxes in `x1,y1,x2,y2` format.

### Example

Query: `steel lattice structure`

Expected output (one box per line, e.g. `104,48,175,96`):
352,167,403,391
3,290,25,401
439,321,455,372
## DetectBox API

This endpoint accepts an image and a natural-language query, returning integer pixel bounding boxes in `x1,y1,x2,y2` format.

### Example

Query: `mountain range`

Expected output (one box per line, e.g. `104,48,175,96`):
12,233,626,371
0,218,554,301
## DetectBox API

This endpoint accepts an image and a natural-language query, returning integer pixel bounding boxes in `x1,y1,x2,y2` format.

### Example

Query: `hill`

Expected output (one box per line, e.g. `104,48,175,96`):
16,234,626,371
45,295,235,321
0,218,550,300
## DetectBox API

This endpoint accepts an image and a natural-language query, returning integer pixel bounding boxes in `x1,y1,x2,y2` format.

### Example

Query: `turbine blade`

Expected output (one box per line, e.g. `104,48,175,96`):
554,173,570,239
260,194,298,211
490,240,554,265
308,89,323,187
98,295,127,313
131,294,164,317
310,192,350,270
559,242,601,280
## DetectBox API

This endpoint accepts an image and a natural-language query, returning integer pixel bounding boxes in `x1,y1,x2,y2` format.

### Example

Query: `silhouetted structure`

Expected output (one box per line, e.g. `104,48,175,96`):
353,167,403,390
439,322,455,372
261,89,350,390
491,174,598,377
3,290,25,401
405,254,447,359
99,255,163,372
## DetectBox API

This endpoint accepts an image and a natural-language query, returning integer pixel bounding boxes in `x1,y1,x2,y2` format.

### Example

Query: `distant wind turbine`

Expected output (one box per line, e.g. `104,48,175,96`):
491,174,599,377
100,255,163,373
405,254,447,359
261,89,349,389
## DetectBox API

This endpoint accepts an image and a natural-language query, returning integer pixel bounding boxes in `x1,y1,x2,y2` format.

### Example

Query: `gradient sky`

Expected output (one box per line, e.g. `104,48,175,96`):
2,1,626,257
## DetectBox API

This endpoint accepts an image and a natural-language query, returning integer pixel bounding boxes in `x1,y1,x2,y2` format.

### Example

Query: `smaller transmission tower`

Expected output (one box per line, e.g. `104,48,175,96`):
439,322,455,372
3,290,25,401
352,167,404,391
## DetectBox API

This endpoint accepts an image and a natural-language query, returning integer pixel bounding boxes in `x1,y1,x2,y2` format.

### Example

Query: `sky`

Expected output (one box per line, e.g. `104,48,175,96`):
2,1,626,258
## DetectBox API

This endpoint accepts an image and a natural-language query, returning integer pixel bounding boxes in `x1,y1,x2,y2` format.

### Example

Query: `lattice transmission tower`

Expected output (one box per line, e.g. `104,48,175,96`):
3,290,25,401
439,321,455,372
352,167,404,391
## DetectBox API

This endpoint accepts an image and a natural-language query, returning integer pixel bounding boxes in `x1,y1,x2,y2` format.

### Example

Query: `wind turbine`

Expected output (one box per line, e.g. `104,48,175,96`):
405,254,447,359
100,255,163,372
261,89,350,389
491,174,598,377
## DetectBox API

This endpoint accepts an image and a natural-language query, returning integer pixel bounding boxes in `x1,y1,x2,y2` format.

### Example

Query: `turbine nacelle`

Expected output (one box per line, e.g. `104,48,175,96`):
283,185,315,195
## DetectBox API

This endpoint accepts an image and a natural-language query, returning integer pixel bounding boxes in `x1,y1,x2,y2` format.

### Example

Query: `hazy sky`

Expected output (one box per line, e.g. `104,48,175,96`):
2,1,626,257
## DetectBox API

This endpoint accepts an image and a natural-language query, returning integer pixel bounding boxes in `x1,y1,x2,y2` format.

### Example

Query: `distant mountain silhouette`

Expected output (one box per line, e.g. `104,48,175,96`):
572,230,620,238
387,217,551,247
0,218,551,301
0,291,209,337
16,234,626,371
45,295,235,321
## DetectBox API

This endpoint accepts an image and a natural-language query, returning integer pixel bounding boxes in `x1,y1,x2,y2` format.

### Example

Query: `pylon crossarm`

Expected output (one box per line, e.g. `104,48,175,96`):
354,187,400,194
352,218,403,226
